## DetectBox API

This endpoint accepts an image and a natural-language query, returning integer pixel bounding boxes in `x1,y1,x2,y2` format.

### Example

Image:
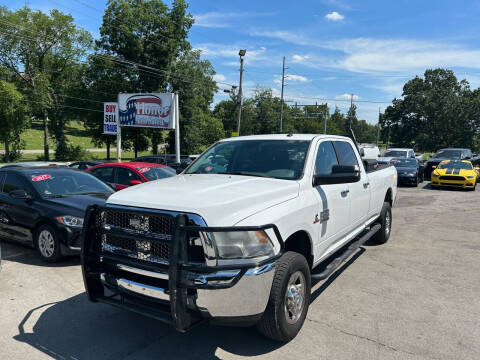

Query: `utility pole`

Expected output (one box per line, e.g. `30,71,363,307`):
376,107,381,147
279,56,287,132
323,105,328,134
236,49,246,135
349,93,354,129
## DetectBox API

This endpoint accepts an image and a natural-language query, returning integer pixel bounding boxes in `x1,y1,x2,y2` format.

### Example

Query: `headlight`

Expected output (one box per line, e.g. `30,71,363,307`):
467,176,475,179
206,230,275,259
56,215,84,228
406,172,416,176
431,173,439,178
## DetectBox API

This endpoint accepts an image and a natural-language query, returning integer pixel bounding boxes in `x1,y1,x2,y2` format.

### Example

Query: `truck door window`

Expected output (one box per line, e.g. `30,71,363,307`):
315,141,339,175
333,141,359,167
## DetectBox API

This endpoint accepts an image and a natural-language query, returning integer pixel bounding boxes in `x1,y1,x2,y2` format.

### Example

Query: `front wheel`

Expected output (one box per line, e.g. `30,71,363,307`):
256,252,311,342
35,224,62,262
372,201,392,244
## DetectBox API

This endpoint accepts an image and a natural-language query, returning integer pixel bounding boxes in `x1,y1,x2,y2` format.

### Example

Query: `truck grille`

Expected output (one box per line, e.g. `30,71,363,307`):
439,176,464,181
96,209,174,264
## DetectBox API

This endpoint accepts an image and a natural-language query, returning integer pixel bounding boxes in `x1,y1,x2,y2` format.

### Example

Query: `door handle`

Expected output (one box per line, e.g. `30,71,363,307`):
363,182,370,188
341,189,350,196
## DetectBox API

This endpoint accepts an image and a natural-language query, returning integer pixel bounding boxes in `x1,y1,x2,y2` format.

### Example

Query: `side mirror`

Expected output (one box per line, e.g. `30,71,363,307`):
313,165,361,186
176,168,183,174
432,165,437,169
129,180,142,186
9,189,32,201
464,156,471,160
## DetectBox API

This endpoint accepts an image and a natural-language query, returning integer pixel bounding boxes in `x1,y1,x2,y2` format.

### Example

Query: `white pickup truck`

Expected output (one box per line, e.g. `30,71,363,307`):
82,134,397,341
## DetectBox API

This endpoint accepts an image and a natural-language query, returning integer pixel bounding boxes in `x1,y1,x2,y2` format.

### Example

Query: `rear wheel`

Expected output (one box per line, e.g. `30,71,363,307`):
257,251,311,342
35,224,62,262
372,201,392,244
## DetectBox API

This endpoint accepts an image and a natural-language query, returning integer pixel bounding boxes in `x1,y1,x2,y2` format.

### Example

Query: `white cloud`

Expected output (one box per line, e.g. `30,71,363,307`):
212,74,226,82
273,74,309,85
287,74,309,82
195,43,271,67
324,38,480,73
335,93,359,100
325,11,344,21
292,54,310,63
194,12,275,28
249,30,310,46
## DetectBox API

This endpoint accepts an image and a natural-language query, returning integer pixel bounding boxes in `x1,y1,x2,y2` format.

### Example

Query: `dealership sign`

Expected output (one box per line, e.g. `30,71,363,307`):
103,102,118,135
117,93,174,129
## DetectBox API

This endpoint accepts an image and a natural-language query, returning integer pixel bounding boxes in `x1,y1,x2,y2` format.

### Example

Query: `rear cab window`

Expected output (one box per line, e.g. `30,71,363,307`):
333,141,360,167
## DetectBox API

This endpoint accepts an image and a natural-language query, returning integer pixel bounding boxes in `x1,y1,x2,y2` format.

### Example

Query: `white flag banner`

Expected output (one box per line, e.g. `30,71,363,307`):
117,93,175,129
103,102,118,135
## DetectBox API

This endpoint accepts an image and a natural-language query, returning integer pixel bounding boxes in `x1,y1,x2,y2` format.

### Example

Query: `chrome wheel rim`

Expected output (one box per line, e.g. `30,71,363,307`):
284,271,306,324
385,210,391,237
38,230,55,258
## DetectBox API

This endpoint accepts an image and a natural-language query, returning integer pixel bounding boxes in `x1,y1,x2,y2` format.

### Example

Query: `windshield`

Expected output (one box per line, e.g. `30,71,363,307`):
186,140,310,180
438,161,472,170
433,150,463,159
137,166,176,181
29,171,114,197
384,150,407,157
391,158,417,167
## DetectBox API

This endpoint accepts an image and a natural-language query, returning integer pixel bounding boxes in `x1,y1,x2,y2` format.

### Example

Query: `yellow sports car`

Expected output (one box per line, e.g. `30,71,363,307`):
430,160,478,190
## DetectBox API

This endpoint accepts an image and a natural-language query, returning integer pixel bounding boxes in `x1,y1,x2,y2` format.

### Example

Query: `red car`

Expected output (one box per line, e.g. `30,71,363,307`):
86,162,176,191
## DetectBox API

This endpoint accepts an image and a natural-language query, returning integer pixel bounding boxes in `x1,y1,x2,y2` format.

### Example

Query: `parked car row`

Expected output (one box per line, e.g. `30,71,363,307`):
0,156,184,261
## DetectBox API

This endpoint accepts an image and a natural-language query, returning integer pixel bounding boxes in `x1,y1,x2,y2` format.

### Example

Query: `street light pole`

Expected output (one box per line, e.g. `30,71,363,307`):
280,56,286,133
236,49,246,135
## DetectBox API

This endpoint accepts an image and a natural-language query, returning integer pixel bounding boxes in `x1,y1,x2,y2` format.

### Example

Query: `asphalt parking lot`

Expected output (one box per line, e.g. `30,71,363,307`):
1,184,479,360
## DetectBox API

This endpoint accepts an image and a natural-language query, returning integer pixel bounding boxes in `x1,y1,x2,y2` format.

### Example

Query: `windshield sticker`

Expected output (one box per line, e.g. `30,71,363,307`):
138,167,150,173
32,174,51,182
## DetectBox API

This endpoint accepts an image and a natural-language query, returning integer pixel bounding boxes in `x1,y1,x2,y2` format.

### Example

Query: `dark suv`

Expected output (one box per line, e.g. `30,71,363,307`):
424,148,473,180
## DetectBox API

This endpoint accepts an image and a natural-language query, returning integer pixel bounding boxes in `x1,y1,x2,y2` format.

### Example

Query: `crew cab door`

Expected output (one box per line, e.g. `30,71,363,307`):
312,140,350,254
332,140,371,230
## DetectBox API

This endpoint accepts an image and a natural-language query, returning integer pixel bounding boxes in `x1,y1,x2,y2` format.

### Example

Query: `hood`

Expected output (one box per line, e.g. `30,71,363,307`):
44,193,110,214
107,174,300,226
433,168,475,177
395,166,417,174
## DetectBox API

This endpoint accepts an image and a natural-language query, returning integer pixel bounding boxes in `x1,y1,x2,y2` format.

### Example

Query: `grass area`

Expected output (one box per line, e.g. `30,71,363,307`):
0,119,95,150
17,150,152,162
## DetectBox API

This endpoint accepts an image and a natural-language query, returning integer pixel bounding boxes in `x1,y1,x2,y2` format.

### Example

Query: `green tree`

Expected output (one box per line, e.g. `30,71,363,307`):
0,6,92,160
382,68,480,151
95,0,195,156
0,80,29,161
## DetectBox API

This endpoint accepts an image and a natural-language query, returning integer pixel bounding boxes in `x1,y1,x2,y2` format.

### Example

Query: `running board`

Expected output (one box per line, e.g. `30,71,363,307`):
311,223,381,281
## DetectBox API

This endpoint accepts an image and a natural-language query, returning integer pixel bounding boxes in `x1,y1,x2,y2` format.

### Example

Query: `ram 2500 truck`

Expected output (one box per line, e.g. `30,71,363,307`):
82,134,397,341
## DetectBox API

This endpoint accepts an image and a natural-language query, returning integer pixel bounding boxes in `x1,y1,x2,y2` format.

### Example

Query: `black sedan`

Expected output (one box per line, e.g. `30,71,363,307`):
0,167,114,262
391,158,424,186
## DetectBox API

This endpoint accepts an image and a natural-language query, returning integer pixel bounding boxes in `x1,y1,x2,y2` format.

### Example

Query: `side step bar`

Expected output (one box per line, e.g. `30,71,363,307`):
311,223,381,281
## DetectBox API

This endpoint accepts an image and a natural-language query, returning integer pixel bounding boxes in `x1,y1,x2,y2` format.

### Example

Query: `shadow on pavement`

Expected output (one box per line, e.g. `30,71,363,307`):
14,293,284,360
1,240,79,268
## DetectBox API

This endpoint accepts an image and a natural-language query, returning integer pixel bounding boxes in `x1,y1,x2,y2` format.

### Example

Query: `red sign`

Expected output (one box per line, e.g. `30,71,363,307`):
32,174,51,182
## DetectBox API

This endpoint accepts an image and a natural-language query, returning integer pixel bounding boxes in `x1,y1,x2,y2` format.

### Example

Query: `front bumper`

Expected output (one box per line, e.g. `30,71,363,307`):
430,178,475,188
57,225,83,255
397,175,418,185
81,206,283,331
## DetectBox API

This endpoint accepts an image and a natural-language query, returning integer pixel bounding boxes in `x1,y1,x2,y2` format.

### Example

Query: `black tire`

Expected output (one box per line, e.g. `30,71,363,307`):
256,251,311,342
413,178,418,187
35,224,62,262
372,201,392,244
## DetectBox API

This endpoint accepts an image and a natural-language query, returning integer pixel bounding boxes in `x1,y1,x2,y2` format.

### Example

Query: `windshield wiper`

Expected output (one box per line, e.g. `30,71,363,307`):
218,171,266,178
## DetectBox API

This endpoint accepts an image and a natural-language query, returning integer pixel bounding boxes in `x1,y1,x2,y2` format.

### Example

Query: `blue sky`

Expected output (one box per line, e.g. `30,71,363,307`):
3,0,480,123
